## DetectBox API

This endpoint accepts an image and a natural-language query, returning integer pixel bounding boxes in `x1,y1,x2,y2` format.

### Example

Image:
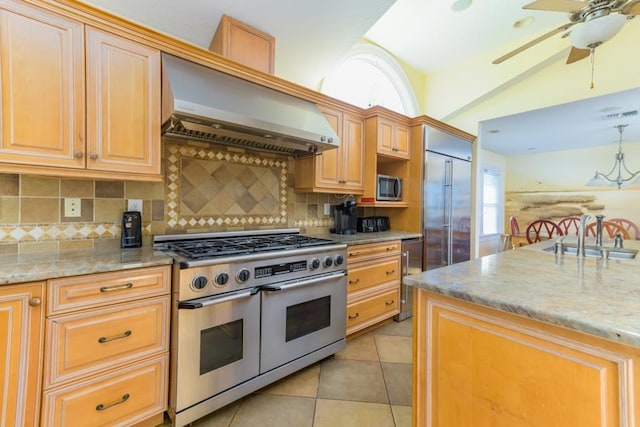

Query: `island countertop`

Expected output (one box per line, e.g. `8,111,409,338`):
404,238,640,348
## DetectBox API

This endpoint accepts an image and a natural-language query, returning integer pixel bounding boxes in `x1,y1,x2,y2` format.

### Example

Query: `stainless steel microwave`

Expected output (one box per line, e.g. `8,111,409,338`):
376,174,402,201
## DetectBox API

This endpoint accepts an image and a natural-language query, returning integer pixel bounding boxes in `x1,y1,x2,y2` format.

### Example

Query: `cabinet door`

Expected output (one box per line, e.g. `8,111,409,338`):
393,123,410,158
341,113,364,190
86,27,161,175
0,3,84,168
0,282,45,427
315,106,342,187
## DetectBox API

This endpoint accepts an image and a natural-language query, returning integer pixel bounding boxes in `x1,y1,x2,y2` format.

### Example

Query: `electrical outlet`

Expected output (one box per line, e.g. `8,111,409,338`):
64,198,81,217
127,199,143,214
324,203,331,216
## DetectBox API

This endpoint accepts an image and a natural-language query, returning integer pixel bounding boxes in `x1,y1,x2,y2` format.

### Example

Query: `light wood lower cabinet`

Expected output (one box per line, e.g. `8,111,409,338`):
414,290,640,426
42,266,170,426
41,354,167,427
346,240,400,336
0,281,45,427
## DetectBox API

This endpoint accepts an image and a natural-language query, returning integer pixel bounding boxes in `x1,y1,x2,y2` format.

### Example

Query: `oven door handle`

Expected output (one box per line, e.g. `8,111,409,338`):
178,287,260,309
261,271,346,292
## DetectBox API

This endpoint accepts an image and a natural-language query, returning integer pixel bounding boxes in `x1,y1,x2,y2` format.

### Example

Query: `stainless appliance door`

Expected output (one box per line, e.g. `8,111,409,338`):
260,271,347,373
175,287,261,411
395,238,423,321
451,158,472,264
424,152,449,270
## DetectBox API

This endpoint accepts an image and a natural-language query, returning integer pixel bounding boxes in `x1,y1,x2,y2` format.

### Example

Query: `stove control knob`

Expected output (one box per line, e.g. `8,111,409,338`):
334,255,344,266
214,272,229,286
323,257,333,268
191,275,208,290
236,268,250,283
310,258,321,270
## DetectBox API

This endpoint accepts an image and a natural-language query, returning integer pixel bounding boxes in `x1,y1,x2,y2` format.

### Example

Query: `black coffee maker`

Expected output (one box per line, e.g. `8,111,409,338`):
331,201,358,235
121,211,142,248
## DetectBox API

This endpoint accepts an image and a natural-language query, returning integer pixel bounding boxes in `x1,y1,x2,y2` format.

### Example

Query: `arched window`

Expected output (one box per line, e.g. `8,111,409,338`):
321,44,418,116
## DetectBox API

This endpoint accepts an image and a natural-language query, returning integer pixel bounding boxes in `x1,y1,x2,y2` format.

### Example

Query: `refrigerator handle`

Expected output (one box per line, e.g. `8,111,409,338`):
445,159,454,266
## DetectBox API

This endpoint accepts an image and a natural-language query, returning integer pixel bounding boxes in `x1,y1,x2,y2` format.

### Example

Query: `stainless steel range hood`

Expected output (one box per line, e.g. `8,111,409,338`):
161,53,339,157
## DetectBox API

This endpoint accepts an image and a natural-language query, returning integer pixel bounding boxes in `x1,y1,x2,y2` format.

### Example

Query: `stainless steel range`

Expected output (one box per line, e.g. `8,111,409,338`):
153,229,347,426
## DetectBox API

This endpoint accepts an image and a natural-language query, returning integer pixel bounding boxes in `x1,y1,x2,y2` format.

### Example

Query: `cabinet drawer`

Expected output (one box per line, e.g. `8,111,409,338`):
347,240,401,263
48,265,170,314
45,296,169,388
347,258,400,294
347,288,399,335
41,354,167,427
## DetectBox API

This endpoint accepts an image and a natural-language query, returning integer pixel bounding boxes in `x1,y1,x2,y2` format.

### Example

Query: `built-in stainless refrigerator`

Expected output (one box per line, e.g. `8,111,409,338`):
423,126,472,271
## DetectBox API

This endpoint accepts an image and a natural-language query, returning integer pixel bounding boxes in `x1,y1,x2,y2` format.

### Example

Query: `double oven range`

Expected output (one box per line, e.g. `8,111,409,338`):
154,229,347,426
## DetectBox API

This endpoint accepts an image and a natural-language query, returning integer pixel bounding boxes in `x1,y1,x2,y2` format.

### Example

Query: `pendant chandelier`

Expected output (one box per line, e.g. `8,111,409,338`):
586,124,640,189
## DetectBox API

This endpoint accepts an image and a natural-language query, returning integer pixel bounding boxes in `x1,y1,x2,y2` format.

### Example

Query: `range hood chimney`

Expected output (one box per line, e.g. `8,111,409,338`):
161,53,339,157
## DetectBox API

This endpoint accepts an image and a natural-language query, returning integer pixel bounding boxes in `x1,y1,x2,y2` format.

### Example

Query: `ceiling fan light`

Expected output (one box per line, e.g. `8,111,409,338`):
569,14,627,49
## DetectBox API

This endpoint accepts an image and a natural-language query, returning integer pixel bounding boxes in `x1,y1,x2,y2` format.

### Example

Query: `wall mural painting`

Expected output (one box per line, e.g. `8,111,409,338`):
165,142,288,231
505,190,640,233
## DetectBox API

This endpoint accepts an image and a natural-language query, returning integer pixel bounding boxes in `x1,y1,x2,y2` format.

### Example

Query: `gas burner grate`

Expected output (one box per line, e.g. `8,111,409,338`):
163,234,336,260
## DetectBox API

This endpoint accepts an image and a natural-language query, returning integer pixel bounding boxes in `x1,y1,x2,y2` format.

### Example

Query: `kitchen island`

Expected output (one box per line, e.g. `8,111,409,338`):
405,238,640,426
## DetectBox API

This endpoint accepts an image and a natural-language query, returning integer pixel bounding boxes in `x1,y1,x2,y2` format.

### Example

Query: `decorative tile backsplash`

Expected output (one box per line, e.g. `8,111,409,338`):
0,139,337,251
165,142,288,230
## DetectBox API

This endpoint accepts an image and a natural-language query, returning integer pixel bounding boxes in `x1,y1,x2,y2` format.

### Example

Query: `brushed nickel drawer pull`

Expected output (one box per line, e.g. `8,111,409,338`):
29,297,42,307
96,393,130,411
98,330,132,343
385,300,395,306
348,278,360,285
348,313,359,320
99,282,133,293
386,269,395,275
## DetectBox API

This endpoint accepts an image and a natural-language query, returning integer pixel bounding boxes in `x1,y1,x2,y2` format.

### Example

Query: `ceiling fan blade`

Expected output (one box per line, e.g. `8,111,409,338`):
523,0,587,12
493,23,575,64
566,46,590,64
622,0,640,15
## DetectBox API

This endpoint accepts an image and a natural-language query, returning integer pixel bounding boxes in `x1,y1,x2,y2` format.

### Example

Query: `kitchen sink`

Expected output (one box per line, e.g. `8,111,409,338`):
542,243,638,260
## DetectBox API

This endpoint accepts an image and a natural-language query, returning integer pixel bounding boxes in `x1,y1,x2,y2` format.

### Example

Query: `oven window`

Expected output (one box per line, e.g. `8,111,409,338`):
286,296,331,342
200,319,243,375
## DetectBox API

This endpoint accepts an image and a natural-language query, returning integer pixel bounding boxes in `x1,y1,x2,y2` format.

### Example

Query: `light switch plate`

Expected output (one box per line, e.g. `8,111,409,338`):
127,199,143,214
64,198,81,217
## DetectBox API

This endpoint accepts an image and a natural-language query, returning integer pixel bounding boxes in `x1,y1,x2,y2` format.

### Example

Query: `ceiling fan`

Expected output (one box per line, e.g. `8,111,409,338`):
493,0,640,65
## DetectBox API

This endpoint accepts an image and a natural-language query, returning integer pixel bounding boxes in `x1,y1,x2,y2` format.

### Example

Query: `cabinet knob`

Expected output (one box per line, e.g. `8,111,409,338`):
89,153,99,160
73,151,84,158
29,297,41,307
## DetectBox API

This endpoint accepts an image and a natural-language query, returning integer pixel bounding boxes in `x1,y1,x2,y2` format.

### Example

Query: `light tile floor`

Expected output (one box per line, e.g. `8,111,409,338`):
163,319,413,427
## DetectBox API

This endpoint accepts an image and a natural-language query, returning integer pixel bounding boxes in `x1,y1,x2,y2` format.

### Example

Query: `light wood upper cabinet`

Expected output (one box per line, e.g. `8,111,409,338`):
209,14,275,74
0,2,162,181
86,27,161,176
295,105,364,194
0,3,85,168
0,281,45,427
372,116,410,159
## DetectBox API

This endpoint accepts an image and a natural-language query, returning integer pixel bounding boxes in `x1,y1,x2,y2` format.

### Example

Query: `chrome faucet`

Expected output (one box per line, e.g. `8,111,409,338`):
576,214,591,257
595,214,604,247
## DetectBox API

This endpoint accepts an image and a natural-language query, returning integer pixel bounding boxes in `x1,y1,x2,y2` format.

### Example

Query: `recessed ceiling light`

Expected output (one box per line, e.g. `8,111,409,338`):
513,16,535,29
527,147,536,151
451,0,472,12
488,129,500,134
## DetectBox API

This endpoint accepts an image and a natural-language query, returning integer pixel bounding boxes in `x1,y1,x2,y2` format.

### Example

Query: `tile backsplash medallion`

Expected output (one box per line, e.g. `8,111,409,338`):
0,139,338,253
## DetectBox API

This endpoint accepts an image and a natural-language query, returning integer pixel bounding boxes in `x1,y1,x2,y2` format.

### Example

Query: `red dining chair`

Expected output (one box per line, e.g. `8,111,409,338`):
557,217,581,236
525,219,563,244
607,218,640,240
509,216,521,235
586,221,630,240
508,216,528,248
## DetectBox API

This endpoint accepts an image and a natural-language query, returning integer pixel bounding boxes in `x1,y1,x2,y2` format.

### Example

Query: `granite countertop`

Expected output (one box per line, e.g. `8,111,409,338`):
0,245,173,285
309,230,422,245
404,237,640,348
